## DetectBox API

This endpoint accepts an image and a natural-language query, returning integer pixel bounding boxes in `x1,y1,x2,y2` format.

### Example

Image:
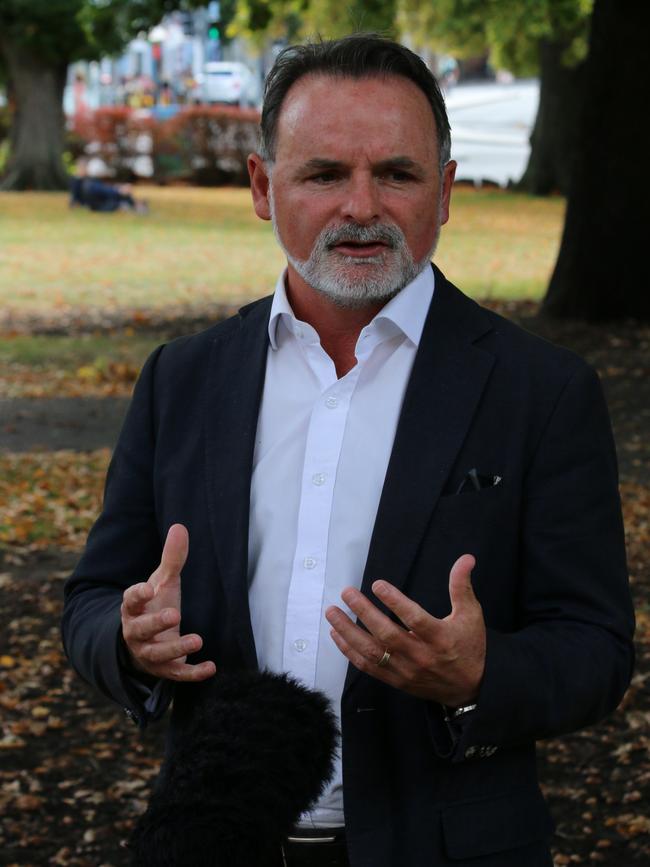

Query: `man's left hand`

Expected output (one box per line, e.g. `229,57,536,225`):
325,554,485,708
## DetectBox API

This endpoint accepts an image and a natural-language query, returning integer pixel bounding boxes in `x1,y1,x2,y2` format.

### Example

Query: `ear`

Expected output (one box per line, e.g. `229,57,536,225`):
247,152,272,221
439,160,457,226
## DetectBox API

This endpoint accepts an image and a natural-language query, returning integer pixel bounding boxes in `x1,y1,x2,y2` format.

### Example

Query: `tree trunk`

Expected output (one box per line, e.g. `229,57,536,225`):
543,0,650,321
0,39,70,191
517,38,586,196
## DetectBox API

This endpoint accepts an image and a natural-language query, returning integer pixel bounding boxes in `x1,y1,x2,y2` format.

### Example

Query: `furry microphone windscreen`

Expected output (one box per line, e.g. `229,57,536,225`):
129,669,339,867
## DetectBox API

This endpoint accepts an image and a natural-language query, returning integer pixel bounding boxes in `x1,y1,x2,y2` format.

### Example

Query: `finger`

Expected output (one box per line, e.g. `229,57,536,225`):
159,523,189,581
162,659,217,682
448,554,477,613
337,587,411,650
137,633,203,665
123,607,180,642
122,582,154,616
329,627,400,685
326,603,394,663
370,580,439,640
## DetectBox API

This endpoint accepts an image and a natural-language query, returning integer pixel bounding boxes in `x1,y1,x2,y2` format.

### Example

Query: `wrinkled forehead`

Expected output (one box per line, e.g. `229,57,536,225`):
273,72,439,164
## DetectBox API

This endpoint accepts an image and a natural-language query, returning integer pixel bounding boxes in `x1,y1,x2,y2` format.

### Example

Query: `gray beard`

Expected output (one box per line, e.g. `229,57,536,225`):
269,184,440,309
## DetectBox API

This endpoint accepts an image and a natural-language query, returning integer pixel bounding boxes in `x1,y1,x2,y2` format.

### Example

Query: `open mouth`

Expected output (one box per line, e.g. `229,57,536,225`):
331,241,390,257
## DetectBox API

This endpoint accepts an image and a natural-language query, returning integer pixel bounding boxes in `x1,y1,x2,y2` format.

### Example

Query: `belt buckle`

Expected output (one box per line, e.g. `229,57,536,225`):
286,834,338,844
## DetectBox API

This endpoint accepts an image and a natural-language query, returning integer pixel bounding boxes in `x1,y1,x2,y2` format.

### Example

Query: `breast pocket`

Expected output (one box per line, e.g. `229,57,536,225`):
434,486,510,539
409,486,518,620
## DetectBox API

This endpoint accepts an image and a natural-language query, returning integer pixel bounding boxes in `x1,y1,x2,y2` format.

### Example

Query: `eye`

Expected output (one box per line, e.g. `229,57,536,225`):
309,171,339,184
385,170,415,182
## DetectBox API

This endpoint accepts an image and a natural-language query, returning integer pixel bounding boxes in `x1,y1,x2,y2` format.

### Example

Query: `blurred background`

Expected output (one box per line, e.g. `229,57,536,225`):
0,2,648,866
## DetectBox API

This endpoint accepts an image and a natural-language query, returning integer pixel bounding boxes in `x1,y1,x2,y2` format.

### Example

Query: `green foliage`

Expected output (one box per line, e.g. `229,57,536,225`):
399,0,593,75
232,0,590,73
0,0,214,65
398,0,486,60
0,139,9,175
232,0,397,42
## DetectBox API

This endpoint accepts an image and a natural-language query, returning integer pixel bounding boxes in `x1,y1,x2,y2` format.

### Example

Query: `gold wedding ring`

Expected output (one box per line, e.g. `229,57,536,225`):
376,648,391,668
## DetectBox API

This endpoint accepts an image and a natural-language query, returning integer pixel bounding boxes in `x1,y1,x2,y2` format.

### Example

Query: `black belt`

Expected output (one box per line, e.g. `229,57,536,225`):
281,827,348,867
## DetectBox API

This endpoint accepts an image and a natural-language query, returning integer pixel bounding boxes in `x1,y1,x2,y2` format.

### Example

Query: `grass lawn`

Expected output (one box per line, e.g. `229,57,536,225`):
0,185,565,317
0,333,159,397
0,333,157,367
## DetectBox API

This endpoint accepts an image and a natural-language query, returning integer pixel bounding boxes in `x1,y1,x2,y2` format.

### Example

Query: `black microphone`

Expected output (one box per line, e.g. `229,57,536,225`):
130,669,339,866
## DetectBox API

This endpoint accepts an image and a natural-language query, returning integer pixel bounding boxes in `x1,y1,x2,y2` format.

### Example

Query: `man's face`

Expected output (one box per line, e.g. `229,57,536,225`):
249,73,456,308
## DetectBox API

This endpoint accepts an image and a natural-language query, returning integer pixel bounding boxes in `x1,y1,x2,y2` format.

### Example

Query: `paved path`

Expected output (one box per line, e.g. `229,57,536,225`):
0,398,130,452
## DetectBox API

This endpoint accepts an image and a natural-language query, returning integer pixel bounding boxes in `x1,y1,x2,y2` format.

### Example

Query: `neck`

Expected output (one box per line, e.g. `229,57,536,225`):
285,270,386,378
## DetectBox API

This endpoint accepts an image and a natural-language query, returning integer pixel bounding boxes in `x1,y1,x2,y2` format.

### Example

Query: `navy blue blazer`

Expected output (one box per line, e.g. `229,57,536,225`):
62,268,634,866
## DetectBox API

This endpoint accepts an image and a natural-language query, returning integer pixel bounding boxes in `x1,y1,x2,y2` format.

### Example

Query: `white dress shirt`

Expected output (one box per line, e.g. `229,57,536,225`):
247,265,434,826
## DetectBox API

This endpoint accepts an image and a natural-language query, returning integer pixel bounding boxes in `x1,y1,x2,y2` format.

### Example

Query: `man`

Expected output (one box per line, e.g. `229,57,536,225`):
69,157,149,213
62,35,634,867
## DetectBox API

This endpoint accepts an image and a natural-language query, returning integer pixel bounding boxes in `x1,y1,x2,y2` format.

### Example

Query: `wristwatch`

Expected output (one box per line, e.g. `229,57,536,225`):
444,703,477,722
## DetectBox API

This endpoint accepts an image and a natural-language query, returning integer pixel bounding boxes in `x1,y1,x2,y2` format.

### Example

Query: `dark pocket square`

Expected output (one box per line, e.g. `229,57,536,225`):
455,468,503,495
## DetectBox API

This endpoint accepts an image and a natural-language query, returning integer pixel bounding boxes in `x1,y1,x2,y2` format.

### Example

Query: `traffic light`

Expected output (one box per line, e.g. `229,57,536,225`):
207,0,221,42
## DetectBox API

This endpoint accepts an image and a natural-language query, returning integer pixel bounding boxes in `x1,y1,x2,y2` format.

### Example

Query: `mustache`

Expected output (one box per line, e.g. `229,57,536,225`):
320,223,406,250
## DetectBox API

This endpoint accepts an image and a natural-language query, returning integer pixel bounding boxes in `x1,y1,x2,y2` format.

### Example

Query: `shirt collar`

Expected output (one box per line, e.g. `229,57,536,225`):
267,264,435,351
268,271,299,350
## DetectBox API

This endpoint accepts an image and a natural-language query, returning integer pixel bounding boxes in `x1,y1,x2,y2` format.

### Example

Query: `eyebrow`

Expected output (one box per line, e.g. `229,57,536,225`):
375,156,421,172
300,158,346,173
298,156,424,174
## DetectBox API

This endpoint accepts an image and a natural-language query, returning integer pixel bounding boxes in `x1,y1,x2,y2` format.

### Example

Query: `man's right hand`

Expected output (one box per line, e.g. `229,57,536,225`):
120,524,217,682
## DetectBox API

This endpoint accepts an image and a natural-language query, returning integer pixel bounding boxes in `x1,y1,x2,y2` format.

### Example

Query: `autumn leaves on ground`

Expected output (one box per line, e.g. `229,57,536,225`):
1,188,648,867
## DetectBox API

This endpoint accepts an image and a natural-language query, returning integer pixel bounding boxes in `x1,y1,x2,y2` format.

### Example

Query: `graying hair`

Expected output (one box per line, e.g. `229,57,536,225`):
259,34,452,172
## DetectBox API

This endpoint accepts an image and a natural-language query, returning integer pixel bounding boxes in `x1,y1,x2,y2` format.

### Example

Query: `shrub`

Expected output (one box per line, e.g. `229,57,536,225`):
68,105,260,185
151,106,260,185
70,108,155,181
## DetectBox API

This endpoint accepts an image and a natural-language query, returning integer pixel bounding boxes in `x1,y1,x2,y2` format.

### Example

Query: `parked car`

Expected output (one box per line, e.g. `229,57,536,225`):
199,62,259,107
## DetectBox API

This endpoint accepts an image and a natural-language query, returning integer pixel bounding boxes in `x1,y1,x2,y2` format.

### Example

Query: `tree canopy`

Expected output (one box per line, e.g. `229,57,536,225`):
0,0,239,63
231,0,593,196
1,1,164,64
398,0,593,74
231,0,592,72
0,0,237,189
231,0,397,43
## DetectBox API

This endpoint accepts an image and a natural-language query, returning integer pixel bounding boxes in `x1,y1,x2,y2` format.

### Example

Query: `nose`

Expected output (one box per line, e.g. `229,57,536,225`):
340,172,381,225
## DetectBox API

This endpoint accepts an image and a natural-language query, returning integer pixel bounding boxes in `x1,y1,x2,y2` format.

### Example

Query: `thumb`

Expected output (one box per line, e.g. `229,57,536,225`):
158,523,189,582
448,554,477,613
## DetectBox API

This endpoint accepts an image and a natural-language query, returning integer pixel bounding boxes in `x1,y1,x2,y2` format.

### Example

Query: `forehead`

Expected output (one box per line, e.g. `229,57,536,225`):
273,73,439,166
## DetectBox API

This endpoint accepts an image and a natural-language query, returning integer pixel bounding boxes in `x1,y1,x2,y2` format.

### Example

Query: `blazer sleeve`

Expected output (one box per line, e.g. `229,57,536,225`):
449,362,635,762
61,345,174,727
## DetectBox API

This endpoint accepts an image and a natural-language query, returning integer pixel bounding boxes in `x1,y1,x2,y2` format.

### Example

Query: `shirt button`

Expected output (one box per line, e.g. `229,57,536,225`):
312,473,326,486
303,557,317,569
295,327,303,339
294,639,308,652
325,396,338,409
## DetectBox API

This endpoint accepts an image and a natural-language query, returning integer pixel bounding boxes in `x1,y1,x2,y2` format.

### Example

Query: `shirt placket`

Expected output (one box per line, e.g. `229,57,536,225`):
282,341,363,688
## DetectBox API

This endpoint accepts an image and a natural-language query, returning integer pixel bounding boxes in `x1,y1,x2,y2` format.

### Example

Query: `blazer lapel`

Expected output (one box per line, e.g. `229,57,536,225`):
204,297,272,667
345,271,495,695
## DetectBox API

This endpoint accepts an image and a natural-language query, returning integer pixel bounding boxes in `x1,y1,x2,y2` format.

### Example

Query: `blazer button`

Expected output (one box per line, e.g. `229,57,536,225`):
476,745,498,758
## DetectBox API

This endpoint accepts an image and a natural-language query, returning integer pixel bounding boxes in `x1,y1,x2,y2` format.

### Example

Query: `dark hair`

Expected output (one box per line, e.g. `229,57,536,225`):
260,33,451,170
